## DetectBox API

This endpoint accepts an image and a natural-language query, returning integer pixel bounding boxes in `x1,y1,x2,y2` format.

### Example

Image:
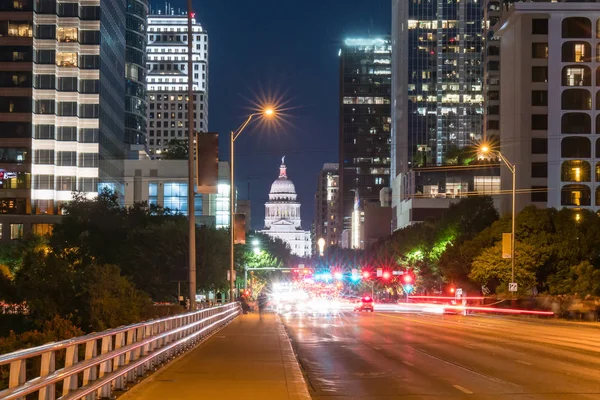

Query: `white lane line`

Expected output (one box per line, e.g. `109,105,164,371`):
453,385,474,394
463,344,474,349
373,346,382,351
402,360,415,367
516,360,532,366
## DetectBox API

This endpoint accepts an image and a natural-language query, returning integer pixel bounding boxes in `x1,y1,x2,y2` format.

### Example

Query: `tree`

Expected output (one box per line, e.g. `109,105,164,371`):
163,139,188,159
80,264,152,332
469,241,549,293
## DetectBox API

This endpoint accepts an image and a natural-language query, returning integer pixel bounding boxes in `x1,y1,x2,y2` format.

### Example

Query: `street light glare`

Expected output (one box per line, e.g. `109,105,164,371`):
264,107,275,117
480,145,490,154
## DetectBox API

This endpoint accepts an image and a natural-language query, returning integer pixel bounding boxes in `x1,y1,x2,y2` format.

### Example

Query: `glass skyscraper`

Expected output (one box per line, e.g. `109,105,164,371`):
0,0,126,239
339,37,392,232
392,0,483,178
125,0,148,151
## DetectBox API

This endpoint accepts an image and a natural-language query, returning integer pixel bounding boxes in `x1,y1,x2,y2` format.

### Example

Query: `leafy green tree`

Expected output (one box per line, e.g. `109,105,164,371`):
13,252,79,326
50,190,127,267
469,241,550,293
80,264,152,332
163,139,188,160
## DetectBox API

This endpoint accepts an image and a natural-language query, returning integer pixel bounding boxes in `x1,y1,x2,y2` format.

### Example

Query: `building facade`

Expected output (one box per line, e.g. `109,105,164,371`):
0,0,126,240
261,158,311,258
125,0,148,155
495,1,600,215
146,11,208,157
391,0,484,230
339,37,392,235
123,159,231,228
314,163,339,252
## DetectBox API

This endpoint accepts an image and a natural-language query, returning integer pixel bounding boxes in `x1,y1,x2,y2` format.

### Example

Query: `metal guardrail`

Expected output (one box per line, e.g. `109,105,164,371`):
0,302,241,400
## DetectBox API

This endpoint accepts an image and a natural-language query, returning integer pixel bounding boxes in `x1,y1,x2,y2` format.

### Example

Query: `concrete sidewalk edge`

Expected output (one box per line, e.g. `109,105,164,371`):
277,316,312,400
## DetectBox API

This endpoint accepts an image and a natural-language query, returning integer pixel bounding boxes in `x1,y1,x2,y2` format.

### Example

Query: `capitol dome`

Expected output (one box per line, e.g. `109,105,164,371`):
270,176,296,195
269,157,298,201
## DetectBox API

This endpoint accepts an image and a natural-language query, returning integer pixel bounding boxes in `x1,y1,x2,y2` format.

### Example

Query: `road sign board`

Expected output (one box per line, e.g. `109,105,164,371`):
456,288,463,296
392,270,402,276
508,282,518,292
376,268,383,277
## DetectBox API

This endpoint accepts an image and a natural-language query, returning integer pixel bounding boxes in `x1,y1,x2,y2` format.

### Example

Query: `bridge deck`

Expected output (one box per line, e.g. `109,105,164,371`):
119,312,310,400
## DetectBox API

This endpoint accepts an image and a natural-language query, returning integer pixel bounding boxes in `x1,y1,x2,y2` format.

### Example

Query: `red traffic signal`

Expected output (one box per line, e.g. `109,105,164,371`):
362,271,370,279
382,271,391,280
449,287,455,294
403,274,413,284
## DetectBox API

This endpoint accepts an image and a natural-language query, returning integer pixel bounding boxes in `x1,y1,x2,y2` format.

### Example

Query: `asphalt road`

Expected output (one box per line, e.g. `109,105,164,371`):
282,311,600,400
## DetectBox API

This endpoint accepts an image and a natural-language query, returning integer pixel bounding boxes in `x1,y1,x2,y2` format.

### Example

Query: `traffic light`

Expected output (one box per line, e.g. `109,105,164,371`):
382,271,391,280
362,271,370,279
449,287,456,294
403,274,413,284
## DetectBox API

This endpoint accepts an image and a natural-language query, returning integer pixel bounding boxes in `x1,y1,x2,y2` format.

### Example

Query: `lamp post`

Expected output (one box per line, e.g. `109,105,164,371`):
480,145,516,286
229,108,275,301
186,2,196,310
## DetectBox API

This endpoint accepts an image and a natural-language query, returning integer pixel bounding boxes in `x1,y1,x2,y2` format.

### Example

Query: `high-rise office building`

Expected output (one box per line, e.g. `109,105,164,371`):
146,10,208,157
339,37,391,235
390,0,485,230
125,0,148,156
314,163,339,251
0,0,126,240
493,1,600,216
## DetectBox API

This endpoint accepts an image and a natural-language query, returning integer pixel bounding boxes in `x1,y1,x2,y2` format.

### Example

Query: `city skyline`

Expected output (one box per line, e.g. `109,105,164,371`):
177,0,391,230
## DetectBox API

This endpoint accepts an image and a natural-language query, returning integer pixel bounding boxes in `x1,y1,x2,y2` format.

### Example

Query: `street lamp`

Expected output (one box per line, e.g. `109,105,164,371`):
317,237,325,256
229,107,276,301
480,145,517,287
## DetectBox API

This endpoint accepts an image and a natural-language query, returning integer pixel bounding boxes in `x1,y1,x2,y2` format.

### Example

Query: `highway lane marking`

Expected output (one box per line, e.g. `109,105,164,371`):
516,360,532,366
402,360,415,367
463,344,475,349
453,385,474,394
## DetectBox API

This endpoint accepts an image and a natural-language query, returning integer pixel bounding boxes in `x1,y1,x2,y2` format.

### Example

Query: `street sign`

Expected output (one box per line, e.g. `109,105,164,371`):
502,233,512,258
376,268,383,277
508,282,518,292
456,288,463,297
392,270,404,276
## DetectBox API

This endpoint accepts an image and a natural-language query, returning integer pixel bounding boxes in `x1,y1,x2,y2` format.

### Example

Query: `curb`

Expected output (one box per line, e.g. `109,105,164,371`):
276,317,312,400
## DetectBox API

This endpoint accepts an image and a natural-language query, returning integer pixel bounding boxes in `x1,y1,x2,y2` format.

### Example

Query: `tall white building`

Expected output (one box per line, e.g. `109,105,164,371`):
261,158,311,257
146,11,208,157
495,1,600,215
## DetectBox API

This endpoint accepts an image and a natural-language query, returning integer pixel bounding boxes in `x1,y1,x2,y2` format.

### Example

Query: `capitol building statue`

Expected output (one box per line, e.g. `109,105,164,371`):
260,157,311,257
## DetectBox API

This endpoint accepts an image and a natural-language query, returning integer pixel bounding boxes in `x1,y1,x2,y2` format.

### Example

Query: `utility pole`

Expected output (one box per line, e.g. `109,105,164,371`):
186,2,196,310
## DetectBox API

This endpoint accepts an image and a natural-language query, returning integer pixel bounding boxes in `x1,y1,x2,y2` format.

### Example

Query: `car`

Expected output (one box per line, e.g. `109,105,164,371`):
354,296,374,312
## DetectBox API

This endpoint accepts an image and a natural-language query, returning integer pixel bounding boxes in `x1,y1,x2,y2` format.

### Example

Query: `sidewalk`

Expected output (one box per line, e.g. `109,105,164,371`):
120,312,311,400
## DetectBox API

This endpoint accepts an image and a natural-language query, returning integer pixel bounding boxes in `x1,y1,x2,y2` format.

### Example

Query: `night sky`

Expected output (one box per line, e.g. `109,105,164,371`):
157,0,391,230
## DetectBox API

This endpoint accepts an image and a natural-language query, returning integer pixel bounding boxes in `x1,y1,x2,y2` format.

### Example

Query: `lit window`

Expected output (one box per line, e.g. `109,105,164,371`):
56,52,77,67
57,27,78,42
575,44,586,62
32,224,53,236
10,223,23,240
149,182,158,206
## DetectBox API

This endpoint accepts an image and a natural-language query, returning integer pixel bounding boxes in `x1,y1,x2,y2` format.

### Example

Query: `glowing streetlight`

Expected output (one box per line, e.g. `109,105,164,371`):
479,144,517,290
252,239,259,247
317,237,326,256
229,106,277,301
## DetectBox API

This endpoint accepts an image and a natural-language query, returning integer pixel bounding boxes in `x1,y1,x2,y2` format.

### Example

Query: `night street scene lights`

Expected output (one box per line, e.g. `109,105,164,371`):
479,144,517,291
229,105,278,301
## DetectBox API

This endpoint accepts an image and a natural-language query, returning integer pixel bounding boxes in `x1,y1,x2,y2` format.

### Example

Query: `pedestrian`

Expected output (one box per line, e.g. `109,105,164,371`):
258,292,268,316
